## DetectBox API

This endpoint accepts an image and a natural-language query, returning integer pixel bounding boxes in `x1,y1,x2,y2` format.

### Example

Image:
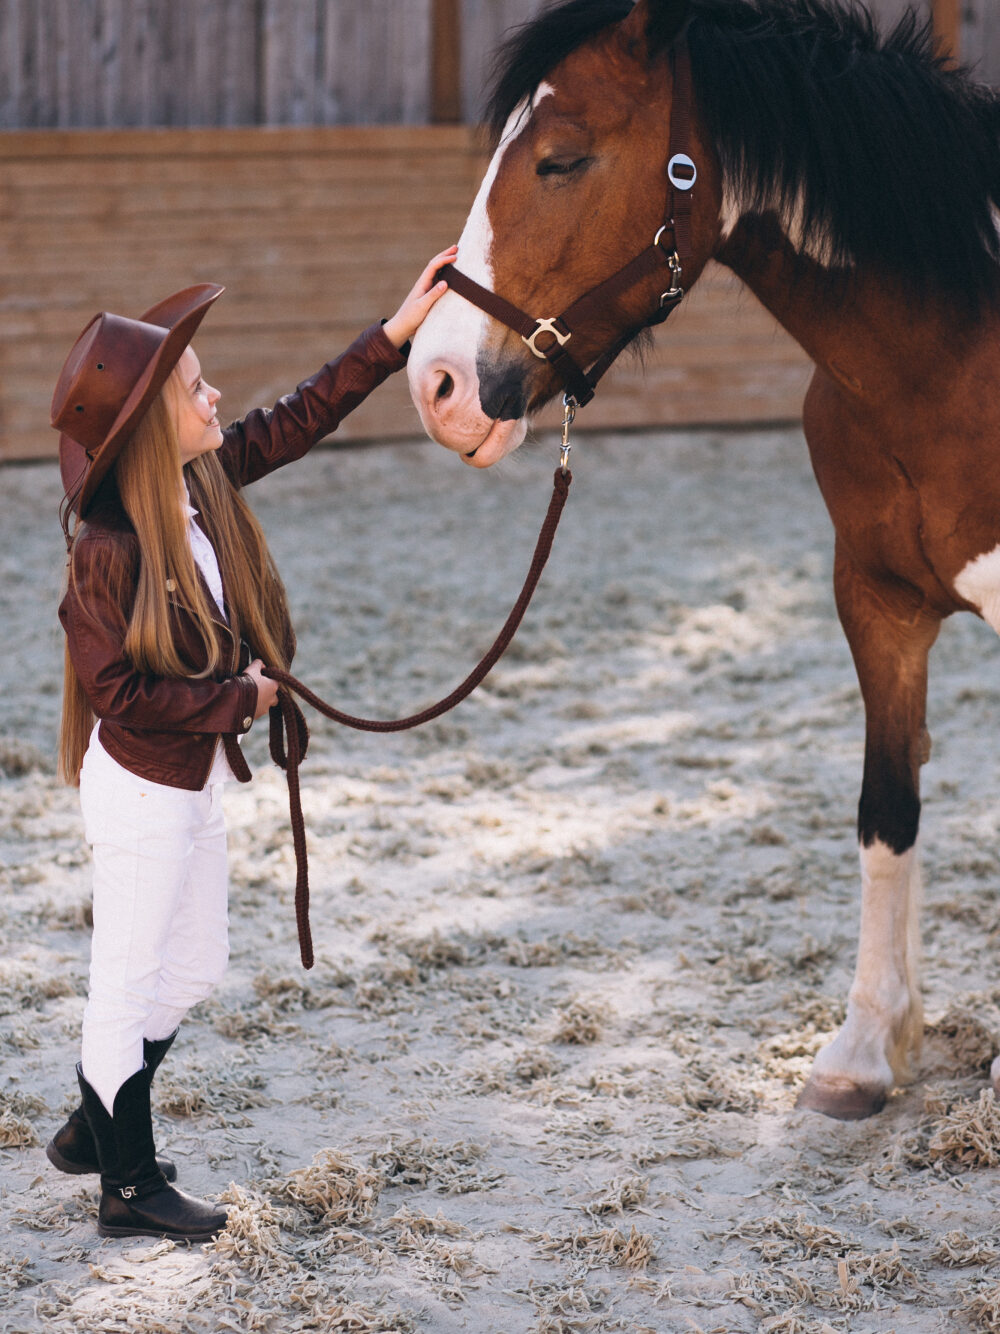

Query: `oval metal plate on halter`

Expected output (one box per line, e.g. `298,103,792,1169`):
667,152,697,190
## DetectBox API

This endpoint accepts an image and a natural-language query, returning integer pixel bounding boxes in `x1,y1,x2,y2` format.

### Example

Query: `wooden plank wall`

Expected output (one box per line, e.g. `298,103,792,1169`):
0,1,995,135
0,126,811,463
0,0,434,128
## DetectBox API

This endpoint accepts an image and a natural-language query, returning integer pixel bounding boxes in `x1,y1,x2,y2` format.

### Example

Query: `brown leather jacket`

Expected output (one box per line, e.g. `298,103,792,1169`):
59,322,406,790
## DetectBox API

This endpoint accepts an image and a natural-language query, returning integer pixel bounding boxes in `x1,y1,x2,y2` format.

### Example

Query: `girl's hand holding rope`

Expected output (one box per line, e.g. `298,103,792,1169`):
245,658,279,717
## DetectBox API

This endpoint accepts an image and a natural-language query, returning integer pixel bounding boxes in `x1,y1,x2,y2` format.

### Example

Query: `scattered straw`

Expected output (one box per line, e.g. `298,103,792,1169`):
252,969,341,1013
583,1174,649,1218
513,1048,564,1085
373,1137,501,1195
716,1213,857,1263
927,1089,1000,1169
13,1189,95,1234
502,933,615,969
926,1005,998,1075
552,999,609,1046
380,1205,464,1238
207,1182,300,1280
270,1147,382,1227
0,1253,35,1294
0,959,78,1014
0,1106,38,1148
931,1230,1000,1267
857,1243,918,1289
538,1224,655,1271
155,1065,271,1120
963,1280,1000,1332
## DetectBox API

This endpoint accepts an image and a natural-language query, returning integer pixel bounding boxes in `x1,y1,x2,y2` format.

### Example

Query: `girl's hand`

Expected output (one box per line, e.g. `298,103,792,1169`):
382,245,458,348
246,659,279,718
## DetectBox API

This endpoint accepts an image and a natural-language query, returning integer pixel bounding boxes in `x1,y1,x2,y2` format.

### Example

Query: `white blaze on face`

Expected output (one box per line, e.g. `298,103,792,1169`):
410,83,556,367
407,85,556,461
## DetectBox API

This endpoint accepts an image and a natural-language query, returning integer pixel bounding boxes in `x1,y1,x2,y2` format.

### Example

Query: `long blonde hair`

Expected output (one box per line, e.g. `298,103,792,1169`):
59,374,293,784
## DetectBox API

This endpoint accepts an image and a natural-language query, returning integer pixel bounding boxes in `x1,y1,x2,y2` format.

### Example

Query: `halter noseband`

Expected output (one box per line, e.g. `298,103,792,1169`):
439,42,697,410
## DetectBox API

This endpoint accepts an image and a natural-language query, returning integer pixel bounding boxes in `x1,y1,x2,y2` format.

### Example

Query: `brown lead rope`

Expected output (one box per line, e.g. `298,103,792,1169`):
254,466,572,969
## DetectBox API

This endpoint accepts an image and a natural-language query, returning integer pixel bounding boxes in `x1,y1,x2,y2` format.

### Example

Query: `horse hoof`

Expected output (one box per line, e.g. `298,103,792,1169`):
795,1077,887,1121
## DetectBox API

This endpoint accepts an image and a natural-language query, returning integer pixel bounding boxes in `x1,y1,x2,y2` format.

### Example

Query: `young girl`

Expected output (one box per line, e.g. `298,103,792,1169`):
46,247,456,1242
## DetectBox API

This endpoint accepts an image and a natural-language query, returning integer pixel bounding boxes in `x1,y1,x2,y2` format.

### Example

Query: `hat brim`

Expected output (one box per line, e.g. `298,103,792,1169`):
60,283,224,519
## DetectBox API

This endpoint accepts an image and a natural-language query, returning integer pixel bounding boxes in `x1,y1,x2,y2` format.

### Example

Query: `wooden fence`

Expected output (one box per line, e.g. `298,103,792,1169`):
0,125,811,462
0,0,994,462
0,0,541,129
0,0,996,131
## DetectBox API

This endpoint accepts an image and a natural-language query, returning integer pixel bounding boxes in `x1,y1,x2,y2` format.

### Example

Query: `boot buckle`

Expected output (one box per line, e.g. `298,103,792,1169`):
119,1185,137,1199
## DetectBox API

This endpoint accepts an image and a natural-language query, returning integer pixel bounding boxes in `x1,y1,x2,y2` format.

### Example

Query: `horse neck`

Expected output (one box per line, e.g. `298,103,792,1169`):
714,213,963,398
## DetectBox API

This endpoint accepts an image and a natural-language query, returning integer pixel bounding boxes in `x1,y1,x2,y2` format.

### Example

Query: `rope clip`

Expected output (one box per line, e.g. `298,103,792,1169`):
560,394,577,473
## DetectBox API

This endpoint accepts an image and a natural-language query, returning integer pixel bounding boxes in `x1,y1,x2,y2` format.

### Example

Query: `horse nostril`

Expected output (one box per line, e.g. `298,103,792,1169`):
478,367,527,422
435,371,454,404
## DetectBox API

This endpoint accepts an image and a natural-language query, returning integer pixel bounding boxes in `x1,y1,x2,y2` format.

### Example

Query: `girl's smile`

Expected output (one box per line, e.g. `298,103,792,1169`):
170,345,223,464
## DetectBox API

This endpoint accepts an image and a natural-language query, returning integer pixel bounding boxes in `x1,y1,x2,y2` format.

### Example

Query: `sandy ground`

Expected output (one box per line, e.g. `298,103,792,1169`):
4,425,1000,1334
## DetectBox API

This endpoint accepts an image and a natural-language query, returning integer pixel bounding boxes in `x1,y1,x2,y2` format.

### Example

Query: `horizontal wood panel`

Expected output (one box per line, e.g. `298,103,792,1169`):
0,126,812,464
2,1,990,133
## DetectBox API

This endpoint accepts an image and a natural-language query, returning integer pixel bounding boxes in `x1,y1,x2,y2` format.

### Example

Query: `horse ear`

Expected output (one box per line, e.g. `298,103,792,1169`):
624,0,690,51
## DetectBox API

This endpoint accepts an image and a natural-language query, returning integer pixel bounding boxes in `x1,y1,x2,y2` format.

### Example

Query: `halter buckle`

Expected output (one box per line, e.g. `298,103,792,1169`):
523,317,571,360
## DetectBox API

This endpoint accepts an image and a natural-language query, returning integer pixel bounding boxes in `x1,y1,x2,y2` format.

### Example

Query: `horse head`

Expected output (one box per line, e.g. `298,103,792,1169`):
408,0,722,466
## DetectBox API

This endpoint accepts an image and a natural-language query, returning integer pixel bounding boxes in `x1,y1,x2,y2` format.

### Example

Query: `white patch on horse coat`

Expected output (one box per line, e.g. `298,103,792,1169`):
407,87,552,389
451,81,554,295
954,544,1000,633
810,839,922,1094
719,181,836,267
718,189,741,243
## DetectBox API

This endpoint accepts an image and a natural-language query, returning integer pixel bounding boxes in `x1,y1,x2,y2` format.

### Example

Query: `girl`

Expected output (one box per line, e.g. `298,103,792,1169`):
46,247,457,1242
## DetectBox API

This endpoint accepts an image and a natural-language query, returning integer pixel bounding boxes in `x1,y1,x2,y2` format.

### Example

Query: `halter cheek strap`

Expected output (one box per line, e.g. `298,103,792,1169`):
440,41,697,409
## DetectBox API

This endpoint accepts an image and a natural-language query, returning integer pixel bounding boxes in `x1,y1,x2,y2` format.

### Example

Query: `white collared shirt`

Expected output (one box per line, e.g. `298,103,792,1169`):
182,491,227,620
182,488,236,784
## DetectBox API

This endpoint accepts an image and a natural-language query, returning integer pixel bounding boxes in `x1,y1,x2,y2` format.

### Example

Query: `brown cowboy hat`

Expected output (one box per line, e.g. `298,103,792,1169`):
53,283,224,520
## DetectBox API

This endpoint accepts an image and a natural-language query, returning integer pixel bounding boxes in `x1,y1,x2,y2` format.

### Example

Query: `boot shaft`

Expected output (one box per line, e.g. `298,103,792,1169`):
76,1063,164,1196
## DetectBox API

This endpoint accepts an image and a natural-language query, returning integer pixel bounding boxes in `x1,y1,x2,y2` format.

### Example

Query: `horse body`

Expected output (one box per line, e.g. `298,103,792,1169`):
408,0,1000,1119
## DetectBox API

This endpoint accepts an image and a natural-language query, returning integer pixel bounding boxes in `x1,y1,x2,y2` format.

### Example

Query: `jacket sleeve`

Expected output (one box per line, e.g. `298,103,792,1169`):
59,529,259,736
220,322,407,488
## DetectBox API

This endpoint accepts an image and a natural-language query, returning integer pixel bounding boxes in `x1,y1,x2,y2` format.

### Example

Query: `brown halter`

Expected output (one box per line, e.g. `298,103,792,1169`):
438,41,697,410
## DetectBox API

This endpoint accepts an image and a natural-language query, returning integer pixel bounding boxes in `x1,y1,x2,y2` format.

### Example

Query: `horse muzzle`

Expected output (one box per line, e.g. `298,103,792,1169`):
407,305,529,465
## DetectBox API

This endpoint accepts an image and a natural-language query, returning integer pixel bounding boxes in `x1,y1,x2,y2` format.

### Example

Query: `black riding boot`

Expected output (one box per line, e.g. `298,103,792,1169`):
47,1033,179,1180
77,1063,227,1241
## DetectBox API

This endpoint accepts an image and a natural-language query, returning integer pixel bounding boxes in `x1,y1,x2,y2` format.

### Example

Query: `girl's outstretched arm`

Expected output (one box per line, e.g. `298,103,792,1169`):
382,244,458,349
221,245,458,487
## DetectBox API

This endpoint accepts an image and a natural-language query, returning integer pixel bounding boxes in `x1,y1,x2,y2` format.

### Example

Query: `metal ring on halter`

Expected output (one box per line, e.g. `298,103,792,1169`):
523,317,571,360
667,152,697,190
653,222,674,249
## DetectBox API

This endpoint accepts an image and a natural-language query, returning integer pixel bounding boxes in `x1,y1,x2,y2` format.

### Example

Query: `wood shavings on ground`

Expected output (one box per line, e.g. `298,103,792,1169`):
270,1147,382,1227
7,432,1000,1331
930,1229,1000,1267
927,1089,1000,1169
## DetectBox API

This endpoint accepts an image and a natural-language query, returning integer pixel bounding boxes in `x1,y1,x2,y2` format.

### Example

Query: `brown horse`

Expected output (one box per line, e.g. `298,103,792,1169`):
407,0,1000,1120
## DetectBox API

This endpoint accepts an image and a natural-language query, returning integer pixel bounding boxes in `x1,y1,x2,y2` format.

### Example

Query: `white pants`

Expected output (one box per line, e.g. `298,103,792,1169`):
79,732,230,1114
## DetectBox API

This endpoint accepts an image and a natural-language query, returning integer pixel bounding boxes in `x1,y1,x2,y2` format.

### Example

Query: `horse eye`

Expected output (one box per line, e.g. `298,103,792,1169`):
536,156,589,178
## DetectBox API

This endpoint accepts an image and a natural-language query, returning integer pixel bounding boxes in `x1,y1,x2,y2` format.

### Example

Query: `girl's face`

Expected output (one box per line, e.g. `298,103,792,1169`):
170,345,223,465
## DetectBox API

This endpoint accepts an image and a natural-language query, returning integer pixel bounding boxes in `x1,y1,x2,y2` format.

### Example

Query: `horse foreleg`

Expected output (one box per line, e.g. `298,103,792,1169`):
796,548,939,1120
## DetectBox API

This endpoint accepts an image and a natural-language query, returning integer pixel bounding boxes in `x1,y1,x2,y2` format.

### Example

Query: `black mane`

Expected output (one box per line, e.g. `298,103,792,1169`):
486,0,1000,306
